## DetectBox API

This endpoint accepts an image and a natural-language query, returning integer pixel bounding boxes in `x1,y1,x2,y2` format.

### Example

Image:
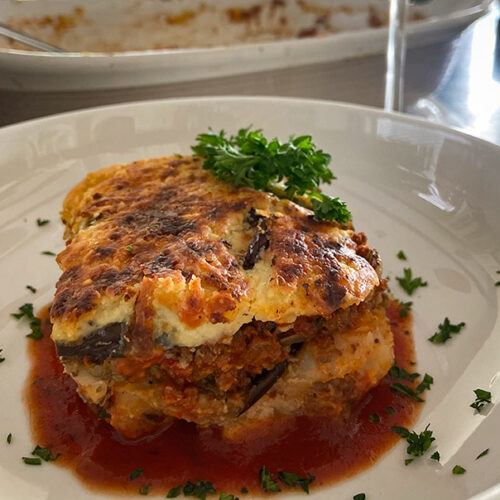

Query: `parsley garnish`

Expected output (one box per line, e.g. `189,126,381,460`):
390,383,424,402
125,245,134,252
41,251,56,256
22,457,42,465
431,451,440,461
183,479,217,499
452,465,466,475
278,471,315,494
470,388,492,412
26,285,37,294
396,268,428,296
7,433,12,444
167,485,182,498
495,281,500,287
369,413,380,423
192,128,351,224
397,250,407,260
385,406,395,415
219,494,239,500
259,466,281,493
398,301,412,318
389,364,420,382
11,303,43,340
240,488,248,494
32,445,60,461
428,318,466,344
476,448,489,460
392,424,435,462
36,218,50,226
353,494,366,500
129,468,143,480
416,374,434,394
390,372,432,402
139,484,151,495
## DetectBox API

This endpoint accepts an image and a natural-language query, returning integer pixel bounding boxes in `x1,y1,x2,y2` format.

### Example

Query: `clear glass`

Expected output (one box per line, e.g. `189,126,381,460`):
385,0,409,112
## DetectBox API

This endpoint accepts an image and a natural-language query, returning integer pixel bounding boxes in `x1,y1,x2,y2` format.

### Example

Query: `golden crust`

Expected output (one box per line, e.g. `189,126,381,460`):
51,156,379,347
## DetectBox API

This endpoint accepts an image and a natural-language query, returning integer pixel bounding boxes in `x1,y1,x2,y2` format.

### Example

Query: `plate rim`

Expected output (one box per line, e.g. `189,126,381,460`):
1,95,500,156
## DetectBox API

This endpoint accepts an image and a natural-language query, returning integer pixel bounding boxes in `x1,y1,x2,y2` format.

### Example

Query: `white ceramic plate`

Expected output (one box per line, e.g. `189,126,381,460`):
0,97,499,500
0,0,492,91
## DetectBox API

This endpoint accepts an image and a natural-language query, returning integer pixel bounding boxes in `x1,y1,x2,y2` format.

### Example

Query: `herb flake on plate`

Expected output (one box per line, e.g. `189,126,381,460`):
428,318,466,344
32,445,60,462
129,468,143,480
259,466,281,493
11,303,43,340
278,471,315,494
396,268,427,296
392,424,435,462
166,485,182,498
470,389,492,413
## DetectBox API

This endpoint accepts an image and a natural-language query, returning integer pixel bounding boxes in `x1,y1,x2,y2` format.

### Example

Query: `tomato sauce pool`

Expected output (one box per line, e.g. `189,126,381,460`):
25,302,419,496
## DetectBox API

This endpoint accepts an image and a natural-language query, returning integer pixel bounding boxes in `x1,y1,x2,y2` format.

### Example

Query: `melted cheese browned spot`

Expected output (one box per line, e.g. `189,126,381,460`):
51,156,379,347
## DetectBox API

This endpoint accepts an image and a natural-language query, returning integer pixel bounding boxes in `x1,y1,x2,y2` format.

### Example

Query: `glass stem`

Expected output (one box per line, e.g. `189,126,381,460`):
385,0,409,112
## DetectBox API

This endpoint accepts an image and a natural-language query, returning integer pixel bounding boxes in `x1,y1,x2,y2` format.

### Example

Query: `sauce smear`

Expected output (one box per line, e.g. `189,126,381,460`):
26,301,419,496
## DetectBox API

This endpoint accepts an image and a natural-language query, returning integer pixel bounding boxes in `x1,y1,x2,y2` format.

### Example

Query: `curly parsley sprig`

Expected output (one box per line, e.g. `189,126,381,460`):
191,127,351,224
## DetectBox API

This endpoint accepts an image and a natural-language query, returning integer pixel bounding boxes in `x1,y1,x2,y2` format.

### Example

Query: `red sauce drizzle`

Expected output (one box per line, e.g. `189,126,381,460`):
25,301,419,496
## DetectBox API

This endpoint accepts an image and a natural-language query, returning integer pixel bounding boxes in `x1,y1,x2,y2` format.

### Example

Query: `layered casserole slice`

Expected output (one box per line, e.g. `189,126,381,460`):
50,156,393,439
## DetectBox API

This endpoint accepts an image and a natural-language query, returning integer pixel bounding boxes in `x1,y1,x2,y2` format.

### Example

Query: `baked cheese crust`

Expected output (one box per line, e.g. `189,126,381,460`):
51,156,379,349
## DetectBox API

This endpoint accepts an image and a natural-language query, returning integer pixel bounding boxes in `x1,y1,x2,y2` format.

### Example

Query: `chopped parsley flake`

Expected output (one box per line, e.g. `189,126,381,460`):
452,465,466,475
259,466,281,493
389,364,420,382
11,303,43,340
385,406,395,415
416,374,434,394
392,424,435,462
476,449,489,460
183,479,217,499
125,245,134,252
139,484,151,495
26,285,37,294
22,457,42,465
32,445,60,461
41,251,56,256
129,468,143,480
389,372,432,403
7,433,12,444
405,458,414,466
166,486,182,498
431,451,440,461
396,268,428,296
36,218,50,226
278,471,315,494
219,494,239,500
398,301,413,318
495,281,500,287
470,389,492,412
369,413,380,423
390,383,424,402
353,494,366,500
428,318,466,344
397,250,407,260
240,488,249,494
